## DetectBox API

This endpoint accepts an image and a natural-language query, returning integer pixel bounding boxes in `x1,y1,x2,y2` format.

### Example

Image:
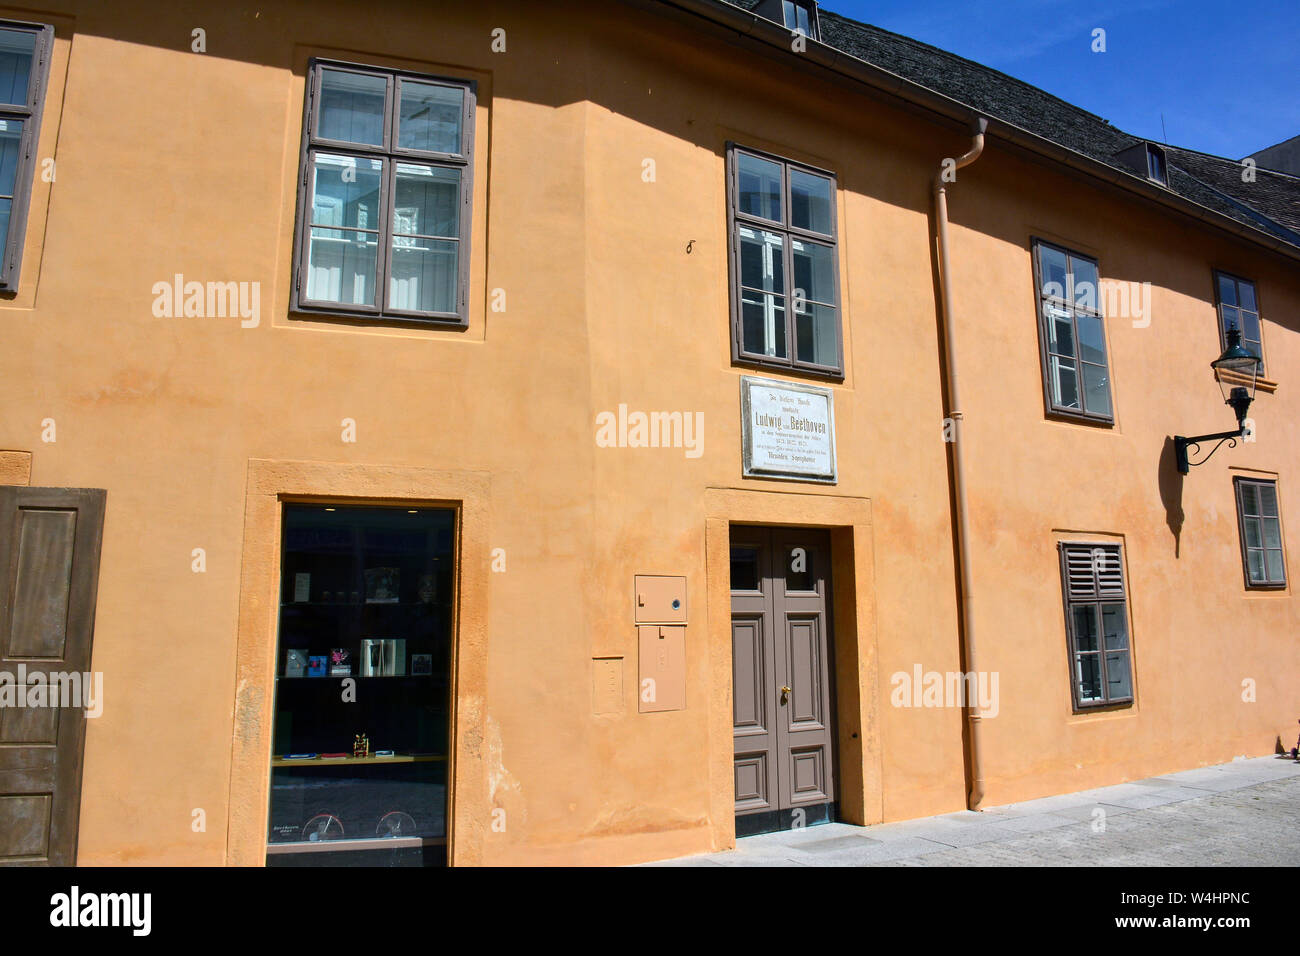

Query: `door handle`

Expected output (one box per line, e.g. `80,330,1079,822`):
780,685,791,703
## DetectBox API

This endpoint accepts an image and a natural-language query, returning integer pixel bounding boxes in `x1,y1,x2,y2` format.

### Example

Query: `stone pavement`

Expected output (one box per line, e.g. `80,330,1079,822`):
649,756,1300,866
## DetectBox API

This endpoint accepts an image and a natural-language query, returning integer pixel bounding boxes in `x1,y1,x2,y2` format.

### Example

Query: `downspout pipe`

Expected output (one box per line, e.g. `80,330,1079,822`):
933,117,988,811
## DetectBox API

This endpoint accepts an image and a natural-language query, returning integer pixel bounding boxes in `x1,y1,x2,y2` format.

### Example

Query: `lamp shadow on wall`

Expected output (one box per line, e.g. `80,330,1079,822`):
1158,436,1185,557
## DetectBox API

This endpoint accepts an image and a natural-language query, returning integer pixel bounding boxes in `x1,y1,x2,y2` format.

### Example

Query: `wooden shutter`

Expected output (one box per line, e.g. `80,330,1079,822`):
0,487,105,866
1061,543,1125,599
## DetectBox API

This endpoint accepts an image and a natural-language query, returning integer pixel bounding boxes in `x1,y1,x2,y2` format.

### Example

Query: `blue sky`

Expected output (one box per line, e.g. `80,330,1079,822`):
823,0,1300,159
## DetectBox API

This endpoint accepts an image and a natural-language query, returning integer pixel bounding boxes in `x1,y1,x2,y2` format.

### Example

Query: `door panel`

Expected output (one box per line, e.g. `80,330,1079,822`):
731,617,767,735
731,526,834,825
730,526,778,816
0,487,106,866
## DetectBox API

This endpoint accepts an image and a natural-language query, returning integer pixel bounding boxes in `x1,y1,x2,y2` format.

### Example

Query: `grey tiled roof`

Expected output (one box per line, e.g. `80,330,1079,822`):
711,2,1300,250
1163,145,1300,239
813,10,1300,248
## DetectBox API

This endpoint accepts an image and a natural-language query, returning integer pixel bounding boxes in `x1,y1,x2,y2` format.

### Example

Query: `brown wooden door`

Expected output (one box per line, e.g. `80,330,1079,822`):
731,526,835,830
0,487,106,866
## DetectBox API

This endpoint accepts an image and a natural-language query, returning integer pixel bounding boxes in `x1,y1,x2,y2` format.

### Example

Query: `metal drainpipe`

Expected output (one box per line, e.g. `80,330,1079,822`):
934,117,988,810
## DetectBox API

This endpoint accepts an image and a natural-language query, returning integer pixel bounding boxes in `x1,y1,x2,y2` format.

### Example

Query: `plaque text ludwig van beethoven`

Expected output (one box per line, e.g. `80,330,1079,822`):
742,378,836,481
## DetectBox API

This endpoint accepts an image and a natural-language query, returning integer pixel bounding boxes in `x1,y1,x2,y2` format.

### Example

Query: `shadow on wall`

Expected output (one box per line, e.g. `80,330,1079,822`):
1158,436,1184,557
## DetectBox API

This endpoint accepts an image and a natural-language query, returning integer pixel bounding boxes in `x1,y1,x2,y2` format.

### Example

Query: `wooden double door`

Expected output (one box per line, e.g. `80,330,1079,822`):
730,526,836,833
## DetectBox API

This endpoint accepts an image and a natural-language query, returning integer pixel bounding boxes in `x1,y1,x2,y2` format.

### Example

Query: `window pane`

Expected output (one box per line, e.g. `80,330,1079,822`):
795,303,837,366
1265,550,1285,582
739,226,784,295
741,290,786,358
1046,305,1074,358
1240,311,1260,345
1101,604,1128,650
790,169,832,234
1069,256,1099,309
309,155,383,231
1258,483,1279,517
1052,357,1079,409
1240,482,1260,516
730,547,760,591
1081,363,1112,417
398,81,463,154
1039,244,1068,296
1243,516,1262,549
0,29,35,106
1220,305,1240,333
791,239,835,305
786,547,814,591
306,227,378,306
305,155,382,307
390,238,457,313
0,118,23,196
1105,650,1132,699
1075,313,1106,364
318,69,386,146
1246,549,1266,583
394,163,459,238
1238,280,1256,311
737,153,782,222
1076,653,1102,702
0,197,10,247
1072,605,1098,652
1217,273,1237,307
1262,516,1281,549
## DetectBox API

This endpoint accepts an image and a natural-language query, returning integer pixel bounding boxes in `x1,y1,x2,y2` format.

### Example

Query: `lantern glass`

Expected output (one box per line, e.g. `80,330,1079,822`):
1211,326,1260,403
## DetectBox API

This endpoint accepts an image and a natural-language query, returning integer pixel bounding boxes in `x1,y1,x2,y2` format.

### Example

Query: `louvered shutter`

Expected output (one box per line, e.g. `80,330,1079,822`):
1061,543,1125,599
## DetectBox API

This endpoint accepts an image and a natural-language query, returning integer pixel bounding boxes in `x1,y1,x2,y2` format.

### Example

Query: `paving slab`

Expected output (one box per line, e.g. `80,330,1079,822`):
649,756,1300,867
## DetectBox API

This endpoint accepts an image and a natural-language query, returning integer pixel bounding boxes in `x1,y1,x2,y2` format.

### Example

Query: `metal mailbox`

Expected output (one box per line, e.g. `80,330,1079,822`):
638,625,685,713
634,574,687,624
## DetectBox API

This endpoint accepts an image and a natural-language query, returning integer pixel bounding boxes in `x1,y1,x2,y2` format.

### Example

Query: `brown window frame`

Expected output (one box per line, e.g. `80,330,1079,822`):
1213,270,1265,376
0,21,53,292
1058,542,1135,711
290,59,475,326
1233,476,1287,589
1031,239,1114,424
726,142,843,378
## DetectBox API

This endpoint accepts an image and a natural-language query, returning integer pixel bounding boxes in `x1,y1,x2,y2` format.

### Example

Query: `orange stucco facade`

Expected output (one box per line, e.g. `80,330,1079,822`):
1,0,1296,866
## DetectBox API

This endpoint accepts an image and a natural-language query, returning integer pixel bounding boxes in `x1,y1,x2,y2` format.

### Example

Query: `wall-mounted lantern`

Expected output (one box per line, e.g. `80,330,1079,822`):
1174,326,1261,474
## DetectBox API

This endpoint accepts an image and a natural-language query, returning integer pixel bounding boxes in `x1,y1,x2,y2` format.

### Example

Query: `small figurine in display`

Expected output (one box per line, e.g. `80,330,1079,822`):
353,733,370,759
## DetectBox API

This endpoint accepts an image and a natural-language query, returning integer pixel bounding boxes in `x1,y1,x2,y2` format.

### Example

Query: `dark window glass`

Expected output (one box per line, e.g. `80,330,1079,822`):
785,546,815,592
267,504,455,865
1146,144,1167,184
730,546,761,591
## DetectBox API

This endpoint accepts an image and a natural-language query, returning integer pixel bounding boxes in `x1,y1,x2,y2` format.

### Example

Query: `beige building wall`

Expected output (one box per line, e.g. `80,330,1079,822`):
0,0,1293,865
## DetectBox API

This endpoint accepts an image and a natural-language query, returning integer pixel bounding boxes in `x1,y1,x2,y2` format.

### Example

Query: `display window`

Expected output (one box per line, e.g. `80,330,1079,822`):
265,503,455,865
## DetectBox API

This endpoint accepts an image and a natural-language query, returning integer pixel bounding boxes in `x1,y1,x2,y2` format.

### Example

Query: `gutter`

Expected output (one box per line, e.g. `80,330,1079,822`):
933,118,988,811
641,0,1300,264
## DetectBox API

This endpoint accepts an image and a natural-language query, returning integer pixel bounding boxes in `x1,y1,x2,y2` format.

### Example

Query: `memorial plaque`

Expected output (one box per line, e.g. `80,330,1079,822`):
740,376,837,483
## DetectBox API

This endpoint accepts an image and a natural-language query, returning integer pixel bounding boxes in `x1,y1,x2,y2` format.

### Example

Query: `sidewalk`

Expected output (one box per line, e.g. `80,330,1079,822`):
649,756,1300,866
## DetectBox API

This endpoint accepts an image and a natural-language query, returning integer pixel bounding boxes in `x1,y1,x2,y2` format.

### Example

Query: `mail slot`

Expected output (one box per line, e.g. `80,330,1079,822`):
634,574,687,623
638,625,685,712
